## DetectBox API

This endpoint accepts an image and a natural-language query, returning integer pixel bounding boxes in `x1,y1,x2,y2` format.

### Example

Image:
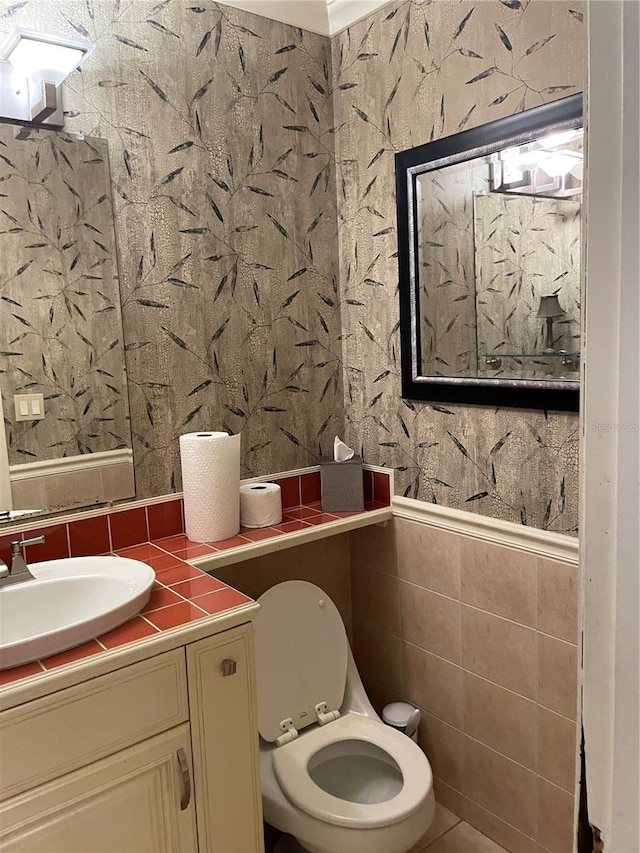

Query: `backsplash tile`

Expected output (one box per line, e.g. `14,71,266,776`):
274,477,301,510
68,516,111,558
147,500,183,541
109,507,149,551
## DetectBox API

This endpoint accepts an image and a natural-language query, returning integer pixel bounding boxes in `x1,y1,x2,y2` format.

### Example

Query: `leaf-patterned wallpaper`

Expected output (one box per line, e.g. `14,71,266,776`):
475,191,581,376
0,0,343,498
332,0,585,533
0,0,585,533
416,160,485,377
0,128,131,463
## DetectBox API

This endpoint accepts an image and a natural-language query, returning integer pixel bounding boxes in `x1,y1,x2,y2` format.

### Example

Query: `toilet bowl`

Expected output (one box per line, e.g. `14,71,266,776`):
254,581,435,853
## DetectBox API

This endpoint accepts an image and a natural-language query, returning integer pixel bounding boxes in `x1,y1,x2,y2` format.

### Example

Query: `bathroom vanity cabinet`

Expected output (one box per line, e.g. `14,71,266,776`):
0,620,264,853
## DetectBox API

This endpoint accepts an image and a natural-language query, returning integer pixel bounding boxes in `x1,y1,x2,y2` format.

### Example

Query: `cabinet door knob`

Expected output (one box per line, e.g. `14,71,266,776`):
221,658,237,677
176,748,191,810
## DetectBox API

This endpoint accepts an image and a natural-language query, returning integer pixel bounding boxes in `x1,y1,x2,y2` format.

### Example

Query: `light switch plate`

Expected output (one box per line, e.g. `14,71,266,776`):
13,393,45,422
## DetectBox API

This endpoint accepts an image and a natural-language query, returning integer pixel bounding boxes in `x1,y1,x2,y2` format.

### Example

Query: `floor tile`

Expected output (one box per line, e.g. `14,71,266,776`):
411,804,460,851
425,821,508,853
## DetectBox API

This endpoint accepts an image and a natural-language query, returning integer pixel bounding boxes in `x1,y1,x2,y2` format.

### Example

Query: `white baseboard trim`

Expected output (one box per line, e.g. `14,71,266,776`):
10,448,133,481
392,496,579,565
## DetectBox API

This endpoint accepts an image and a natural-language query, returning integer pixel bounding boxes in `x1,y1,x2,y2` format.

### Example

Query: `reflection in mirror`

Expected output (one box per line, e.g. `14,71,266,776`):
397,93,582,411
0,126,134,520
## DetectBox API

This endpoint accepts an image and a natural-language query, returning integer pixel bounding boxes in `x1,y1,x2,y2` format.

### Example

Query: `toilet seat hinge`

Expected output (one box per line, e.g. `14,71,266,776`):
276,718,299,746
315,702,340,726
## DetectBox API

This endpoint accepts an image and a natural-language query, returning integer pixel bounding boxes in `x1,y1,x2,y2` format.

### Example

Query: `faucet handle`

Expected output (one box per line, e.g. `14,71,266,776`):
11,535,45,554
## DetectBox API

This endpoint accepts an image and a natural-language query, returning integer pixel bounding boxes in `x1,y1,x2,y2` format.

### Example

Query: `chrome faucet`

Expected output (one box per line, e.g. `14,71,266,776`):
0,536,45,587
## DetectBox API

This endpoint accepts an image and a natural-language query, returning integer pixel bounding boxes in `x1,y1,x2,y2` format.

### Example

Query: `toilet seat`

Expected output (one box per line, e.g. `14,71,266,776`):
254,581,348,742
272,713,430,829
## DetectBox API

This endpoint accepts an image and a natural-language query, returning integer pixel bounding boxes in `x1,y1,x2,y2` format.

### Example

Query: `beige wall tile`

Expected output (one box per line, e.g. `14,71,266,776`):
461,538,536,627
463,672,537,770
309,559,353,636
403,642,464,728
537,707,577,793
11,476,47,512
537,558,578,643
396,518,460,598
45,469,104,513
350,522,398,575
361,677,402,718
400,581,461,663
218,535,351,626
538,634,578,721
463,798,539,853
418,712,465,792
433,778,466,821
537,779,575,853
463,737,538,838
462,606,537,699
352,564,400,636
101,461,135,503
352,617,403,695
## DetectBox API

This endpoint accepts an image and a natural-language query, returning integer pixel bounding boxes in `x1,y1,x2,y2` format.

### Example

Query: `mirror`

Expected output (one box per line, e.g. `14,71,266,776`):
0,125,134,520
396,93,582,411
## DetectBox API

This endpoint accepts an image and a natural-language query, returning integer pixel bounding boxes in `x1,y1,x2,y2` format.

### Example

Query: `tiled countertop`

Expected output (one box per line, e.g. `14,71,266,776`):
0,495,390,689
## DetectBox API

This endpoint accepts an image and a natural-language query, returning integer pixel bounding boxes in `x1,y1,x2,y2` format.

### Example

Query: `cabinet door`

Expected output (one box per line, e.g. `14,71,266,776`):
188,625,264,853
0,724,197,853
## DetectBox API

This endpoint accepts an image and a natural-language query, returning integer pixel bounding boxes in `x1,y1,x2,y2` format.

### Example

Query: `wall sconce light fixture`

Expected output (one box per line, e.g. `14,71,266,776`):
0,28,94,127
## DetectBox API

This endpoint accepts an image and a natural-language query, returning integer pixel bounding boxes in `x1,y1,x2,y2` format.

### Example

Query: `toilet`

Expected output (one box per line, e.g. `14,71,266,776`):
254,580,436,853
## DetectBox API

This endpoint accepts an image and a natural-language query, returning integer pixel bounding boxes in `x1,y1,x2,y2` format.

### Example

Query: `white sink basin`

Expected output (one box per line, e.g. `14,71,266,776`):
0,557,155,671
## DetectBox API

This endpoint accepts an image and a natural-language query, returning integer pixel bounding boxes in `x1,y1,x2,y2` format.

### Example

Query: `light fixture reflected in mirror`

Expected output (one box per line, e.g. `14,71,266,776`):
490,128,583,199
0,28,94,127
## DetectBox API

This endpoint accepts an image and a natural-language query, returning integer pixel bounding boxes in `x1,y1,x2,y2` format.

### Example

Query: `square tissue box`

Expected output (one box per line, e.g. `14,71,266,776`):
320,457,364,512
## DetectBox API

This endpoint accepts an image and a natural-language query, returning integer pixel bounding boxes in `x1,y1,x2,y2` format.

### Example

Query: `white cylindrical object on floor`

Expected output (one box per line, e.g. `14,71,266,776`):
382,702,421,742
240,482,282,528
180,431,241,543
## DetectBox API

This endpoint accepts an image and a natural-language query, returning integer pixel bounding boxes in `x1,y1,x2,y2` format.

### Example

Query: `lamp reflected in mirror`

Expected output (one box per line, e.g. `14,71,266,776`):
537,294,567,352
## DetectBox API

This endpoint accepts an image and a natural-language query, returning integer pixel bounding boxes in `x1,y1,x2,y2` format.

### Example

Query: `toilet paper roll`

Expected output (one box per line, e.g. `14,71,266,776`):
180,431,241,543
240,482,282,528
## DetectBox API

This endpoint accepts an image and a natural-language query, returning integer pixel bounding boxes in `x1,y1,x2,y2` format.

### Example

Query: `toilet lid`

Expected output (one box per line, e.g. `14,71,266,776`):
254,581,348,743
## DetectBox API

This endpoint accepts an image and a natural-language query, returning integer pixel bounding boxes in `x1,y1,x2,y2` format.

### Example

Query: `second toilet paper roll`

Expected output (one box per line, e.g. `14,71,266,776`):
240,483,282,528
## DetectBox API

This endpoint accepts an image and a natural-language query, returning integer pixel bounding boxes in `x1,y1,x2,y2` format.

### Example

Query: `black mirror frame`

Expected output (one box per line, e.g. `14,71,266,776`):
396,93,582,413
